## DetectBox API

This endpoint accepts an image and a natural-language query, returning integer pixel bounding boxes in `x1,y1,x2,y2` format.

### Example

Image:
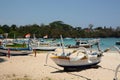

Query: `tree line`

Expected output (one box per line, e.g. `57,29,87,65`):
0,21,120,38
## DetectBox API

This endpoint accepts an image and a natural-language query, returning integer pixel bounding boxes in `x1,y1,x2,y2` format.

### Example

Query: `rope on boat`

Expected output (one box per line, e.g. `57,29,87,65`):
113,64,120,80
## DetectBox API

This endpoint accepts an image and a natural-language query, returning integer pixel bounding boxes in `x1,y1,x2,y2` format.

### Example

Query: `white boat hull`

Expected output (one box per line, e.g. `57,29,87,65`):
51,55,101,68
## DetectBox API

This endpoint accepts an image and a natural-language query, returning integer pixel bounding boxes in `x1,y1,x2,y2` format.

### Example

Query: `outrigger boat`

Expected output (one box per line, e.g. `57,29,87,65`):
0,47,32,56
30,40,57,51
0,41,32,56
0,49,32,56
45,35,110,71
67,38,100,48
67,39,92,48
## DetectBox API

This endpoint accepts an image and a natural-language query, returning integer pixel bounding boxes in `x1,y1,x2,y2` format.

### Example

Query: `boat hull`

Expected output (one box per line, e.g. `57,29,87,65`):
51,55,101,68
0,49,32,56
58,61,100,68
32,47,56,51
116,41,120,45
68,44,92,48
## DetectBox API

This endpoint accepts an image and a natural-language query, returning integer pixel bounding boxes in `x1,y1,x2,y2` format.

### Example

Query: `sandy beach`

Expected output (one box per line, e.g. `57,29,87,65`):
0,48,120,80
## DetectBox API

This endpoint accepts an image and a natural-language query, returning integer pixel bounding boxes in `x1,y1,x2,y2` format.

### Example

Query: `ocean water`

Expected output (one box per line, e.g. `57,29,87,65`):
53,38,120,51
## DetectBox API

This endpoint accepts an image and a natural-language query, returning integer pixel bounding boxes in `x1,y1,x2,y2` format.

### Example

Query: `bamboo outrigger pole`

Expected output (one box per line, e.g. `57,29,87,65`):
60,35,65,56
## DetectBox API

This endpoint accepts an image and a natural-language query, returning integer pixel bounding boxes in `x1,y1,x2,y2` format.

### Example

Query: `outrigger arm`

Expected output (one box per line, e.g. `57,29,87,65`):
113,46,120,80
113,64,120,80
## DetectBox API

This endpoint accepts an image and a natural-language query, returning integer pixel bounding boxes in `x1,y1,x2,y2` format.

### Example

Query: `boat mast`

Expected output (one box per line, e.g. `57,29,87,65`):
33,34,36,40
60,35,65,56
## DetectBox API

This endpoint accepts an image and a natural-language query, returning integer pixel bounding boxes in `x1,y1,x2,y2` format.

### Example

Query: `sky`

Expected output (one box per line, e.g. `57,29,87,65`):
0,0,120,28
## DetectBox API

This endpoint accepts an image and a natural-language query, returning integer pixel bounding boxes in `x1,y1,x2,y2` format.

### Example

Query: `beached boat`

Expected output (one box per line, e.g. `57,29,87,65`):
0,48,32,56
31,41,57,51
0,41,33,56
46,48,109,71
45,35,109,71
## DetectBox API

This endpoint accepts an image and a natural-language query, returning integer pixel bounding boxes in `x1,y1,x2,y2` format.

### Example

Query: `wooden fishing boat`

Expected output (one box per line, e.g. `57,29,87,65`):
67,40,92,48
45,35,109,71
0,43,33,56
46,47,109,71
30,39,57,51
0,48,32,56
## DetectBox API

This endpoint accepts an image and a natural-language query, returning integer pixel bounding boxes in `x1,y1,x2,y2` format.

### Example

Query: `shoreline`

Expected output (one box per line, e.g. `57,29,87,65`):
0,48,120,80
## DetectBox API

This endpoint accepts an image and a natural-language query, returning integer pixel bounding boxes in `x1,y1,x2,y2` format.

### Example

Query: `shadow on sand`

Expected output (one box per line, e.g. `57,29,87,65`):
100,66,120,72
45,64,101,80
0,58,6,63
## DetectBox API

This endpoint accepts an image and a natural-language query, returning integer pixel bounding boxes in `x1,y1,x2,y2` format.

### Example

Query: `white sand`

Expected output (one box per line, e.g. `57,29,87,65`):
0,48,120,80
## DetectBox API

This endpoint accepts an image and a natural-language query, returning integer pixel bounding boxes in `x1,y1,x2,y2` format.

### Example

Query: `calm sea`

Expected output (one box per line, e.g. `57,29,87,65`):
53,38,120,50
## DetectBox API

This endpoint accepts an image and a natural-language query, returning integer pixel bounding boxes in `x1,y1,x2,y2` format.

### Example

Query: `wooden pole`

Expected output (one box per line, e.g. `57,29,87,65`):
34,49,36,57
8,48,10,58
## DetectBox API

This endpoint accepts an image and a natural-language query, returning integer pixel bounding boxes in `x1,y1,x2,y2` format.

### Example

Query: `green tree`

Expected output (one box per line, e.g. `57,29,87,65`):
2,24,10,33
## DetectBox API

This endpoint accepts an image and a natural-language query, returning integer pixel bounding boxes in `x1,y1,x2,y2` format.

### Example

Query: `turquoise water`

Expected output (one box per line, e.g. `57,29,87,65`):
53,38,120,50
